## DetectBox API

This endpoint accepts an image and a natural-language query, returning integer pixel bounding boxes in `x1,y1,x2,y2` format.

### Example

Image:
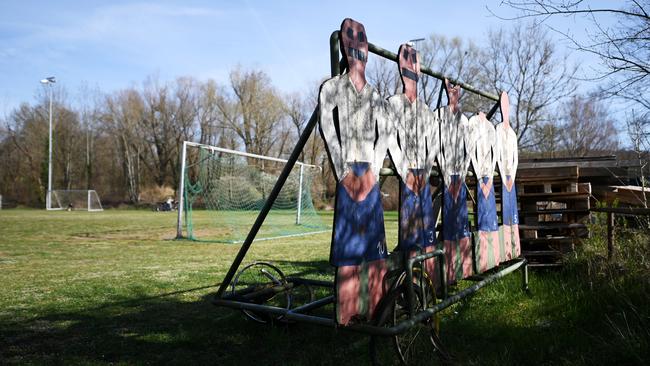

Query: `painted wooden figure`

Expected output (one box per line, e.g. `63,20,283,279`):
318,18,388,326
384,43,440,283
495,91,521,260
436,79,476,283
469,112,501,272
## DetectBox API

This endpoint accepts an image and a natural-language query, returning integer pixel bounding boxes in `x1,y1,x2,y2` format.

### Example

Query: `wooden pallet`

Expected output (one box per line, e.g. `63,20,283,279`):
517,166,591,266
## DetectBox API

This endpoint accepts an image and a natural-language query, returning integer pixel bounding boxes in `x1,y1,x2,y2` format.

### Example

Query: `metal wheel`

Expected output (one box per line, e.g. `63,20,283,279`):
369,269,449,365
230,262,291,323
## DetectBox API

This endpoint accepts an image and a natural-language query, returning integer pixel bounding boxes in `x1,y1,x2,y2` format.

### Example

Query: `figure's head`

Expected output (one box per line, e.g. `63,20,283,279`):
500,91,510,127
340,18,368,73
398,43,419,99
444,78,461,113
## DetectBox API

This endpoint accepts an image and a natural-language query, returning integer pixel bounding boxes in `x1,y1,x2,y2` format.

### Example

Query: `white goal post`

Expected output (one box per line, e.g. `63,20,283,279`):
176,141,327,242
49,190,104,211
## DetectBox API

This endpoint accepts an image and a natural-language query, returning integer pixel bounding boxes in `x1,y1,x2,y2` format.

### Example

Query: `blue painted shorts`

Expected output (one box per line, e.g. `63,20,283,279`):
477,177,498,232
442,175,470,241
398,169,437,251
330,163,387,266
502,175,519,225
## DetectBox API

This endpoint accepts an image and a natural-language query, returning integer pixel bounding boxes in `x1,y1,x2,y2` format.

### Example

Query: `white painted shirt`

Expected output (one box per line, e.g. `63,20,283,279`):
385,94,439,179
436,106,474,187
469,114,497,180
495,123,518,181
319,74,385,181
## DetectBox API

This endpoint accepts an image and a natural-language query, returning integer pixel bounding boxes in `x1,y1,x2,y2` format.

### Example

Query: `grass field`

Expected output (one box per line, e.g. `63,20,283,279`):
0,209,648,365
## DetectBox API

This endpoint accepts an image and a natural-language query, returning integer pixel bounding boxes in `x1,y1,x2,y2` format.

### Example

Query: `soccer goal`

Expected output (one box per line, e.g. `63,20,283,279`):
176,141,330,243
49,190,104,211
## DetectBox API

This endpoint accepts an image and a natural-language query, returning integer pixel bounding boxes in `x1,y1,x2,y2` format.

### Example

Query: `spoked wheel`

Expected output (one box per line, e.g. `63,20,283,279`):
369,270,450,365
230,262,291,323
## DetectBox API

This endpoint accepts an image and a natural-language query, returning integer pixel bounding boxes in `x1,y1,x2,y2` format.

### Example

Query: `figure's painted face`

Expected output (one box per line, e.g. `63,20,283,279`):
445,79,461,112
340,18,368,70
399,44,419,85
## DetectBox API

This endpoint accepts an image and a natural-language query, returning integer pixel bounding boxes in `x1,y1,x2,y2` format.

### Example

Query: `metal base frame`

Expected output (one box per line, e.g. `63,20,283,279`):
214,253,528,337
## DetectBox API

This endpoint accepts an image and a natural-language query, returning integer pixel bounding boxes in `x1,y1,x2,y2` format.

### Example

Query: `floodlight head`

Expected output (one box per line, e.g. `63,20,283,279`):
408,38,425,50
40,76,56,84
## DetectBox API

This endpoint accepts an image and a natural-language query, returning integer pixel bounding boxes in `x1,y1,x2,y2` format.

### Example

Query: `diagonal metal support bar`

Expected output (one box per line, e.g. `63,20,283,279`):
215,108,320,298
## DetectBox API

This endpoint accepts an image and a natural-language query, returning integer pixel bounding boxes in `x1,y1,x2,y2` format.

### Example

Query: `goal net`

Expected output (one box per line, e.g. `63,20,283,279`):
50,190,104,211
177,142,330,243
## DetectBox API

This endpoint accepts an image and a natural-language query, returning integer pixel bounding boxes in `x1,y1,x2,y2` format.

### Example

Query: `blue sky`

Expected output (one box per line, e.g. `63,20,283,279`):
0,0,610,116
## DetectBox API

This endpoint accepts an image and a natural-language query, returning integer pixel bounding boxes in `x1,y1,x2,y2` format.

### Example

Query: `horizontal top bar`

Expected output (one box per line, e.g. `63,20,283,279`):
183,141,320,169
330,31,500,102
366,42,500,102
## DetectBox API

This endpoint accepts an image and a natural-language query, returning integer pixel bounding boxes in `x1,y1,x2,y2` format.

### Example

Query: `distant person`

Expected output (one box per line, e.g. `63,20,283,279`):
165,197,173,211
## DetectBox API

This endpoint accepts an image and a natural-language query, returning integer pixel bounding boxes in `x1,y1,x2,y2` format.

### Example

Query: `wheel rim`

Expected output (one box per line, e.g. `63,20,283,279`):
230,262,291,323
370,268,448,365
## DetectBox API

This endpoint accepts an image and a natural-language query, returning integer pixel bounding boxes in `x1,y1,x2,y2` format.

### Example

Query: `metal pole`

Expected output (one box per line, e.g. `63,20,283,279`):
176,141,188,239
607,211,615,261
47,85,53,210
215,108,320,298
296,164,304,225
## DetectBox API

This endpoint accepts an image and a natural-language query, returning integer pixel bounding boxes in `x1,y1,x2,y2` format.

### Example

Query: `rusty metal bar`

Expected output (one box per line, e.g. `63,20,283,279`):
607,211,615,261
329,31,500,101
214,258,526,336
288,295,335,314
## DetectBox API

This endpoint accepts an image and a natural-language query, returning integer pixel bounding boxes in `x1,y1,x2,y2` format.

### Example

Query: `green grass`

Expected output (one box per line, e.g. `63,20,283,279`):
185,209,331,243
0,209,648,365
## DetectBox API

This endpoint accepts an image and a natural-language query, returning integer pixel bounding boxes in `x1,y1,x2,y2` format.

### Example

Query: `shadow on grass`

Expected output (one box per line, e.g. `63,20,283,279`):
0,291,370,366
2,261,648,365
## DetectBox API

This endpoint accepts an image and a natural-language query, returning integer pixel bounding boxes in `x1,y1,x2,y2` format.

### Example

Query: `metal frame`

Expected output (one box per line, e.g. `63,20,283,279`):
212,30,529,339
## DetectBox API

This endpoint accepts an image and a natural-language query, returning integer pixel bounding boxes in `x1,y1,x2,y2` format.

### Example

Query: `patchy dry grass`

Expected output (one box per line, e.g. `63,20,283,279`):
0,209,648,365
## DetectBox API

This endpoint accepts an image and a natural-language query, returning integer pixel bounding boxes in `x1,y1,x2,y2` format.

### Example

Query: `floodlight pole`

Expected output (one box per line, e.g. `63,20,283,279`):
41,77,56,210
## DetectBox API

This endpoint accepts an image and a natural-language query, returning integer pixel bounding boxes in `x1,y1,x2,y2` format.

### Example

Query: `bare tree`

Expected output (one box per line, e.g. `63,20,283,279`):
530,122,562,158
103,89,144,203
559,94,619,157
367,58,401,100
217,68,288,158
478,22,578,149
419,35,484,110
3,103,48,204
626,110,650,207
196,79,221,147
495,1,650,112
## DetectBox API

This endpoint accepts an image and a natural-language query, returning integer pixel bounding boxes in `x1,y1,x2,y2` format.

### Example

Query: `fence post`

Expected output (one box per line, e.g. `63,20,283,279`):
607,211,615,261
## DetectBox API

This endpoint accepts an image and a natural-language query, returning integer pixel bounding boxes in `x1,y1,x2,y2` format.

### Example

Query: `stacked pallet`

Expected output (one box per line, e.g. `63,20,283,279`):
516,166,591,267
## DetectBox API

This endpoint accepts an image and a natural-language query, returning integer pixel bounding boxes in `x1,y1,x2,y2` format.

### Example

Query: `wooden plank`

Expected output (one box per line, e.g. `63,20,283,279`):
522,208,590,215
522,250,562,257
520,237,574,245
517,166,579,181
591,207,650,215
519,223,587,230
519,192,589,198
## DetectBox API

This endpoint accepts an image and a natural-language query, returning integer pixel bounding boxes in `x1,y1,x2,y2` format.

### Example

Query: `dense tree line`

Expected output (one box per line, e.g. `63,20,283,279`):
0,21,626,207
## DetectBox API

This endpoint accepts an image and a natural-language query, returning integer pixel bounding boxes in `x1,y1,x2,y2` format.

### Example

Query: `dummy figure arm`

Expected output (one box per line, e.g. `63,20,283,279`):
319,81,344,181
383,97,406,179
